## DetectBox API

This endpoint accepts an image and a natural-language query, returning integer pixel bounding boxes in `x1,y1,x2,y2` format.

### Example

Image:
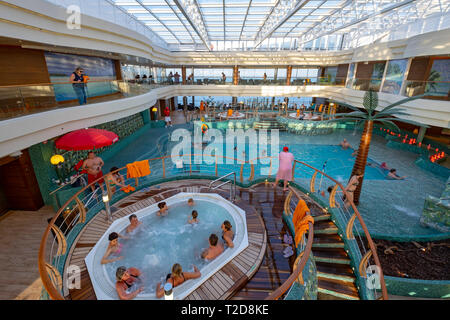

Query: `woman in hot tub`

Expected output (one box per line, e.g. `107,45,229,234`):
155,263,201,299
101,232,128,264
221,220,234,248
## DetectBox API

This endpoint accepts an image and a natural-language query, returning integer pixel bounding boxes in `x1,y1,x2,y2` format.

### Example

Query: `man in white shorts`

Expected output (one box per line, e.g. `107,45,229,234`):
164,106,172,128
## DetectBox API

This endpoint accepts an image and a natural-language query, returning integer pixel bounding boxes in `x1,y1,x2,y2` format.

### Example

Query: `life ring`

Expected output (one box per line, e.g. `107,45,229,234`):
201,123,208,134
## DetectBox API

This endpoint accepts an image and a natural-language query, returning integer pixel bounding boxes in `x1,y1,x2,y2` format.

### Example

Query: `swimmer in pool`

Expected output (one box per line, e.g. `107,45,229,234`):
340,139,352,150
101,232,128,264
388,169,406,180
155,263,201,299
201,234,224,260
126,214,142,234
157,202,168,216
187,198,195,207
115,266,144,300
188,210,199,224
221,220,234,248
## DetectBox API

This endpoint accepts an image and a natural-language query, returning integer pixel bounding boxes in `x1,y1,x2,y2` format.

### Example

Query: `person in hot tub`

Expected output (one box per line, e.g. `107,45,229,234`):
126,214,142,234
201,234,224,260
101,232,128,265
155,263,201,299
157,202,169,216
221,220,234,248
115,266,144,300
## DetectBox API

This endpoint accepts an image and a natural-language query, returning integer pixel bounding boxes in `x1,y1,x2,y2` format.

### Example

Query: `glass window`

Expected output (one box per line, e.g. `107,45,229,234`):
381,59,408,95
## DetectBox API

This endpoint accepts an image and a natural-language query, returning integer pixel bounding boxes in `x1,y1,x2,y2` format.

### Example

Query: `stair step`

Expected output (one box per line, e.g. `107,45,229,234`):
314,256,351,265
314,227,338,234
313,248,349,260
312,242,345,249
317,271,355,283
318,278,360,300
316,261,355,278
318,288,360,300
313,214,331,222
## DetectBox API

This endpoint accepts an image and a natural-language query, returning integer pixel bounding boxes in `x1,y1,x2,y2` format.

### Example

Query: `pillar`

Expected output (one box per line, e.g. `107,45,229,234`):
182,66,186,85
286,66,292,85
233,66,239,85
417,126,427,144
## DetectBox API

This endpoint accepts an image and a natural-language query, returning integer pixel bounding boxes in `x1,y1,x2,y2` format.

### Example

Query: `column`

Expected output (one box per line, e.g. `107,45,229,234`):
417,126,427,144
286,65,292,85
182,66,187,85
233,65,239,85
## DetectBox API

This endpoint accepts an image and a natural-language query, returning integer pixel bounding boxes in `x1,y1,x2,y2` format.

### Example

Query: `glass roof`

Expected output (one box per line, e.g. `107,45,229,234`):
111,0,449,51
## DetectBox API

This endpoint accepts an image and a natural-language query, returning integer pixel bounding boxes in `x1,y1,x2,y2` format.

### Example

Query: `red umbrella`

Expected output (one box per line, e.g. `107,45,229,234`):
55,128,119,151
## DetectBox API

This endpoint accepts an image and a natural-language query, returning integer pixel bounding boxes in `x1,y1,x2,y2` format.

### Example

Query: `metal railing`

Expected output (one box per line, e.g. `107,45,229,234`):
209,172,237,202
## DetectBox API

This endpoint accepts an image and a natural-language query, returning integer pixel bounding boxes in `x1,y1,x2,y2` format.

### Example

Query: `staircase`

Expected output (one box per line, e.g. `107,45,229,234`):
253,118,286,131
311,212,361,300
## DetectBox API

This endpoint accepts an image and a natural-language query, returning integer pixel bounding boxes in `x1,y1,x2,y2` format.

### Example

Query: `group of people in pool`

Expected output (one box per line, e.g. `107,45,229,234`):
101,198,235,300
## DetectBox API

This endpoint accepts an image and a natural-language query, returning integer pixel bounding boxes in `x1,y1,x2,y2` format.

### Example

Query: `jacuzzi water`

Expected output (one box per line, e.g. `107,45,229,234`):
85,193,248,300
104,199,235,295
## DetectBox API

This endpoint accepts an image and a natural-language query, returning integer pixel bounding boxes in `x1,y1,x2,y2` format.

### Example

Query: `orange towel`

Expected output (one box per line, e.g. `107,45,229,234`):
292,199,309,226
126,160,151,179
227,109,233,117
294,215,314,247
121,185,136,193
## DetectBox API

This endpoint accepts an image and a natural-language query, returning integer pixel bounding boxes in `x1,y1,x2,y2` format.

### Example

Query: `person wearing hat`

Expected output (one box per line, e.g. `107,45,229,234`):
115,266,144,300
274,146,294,191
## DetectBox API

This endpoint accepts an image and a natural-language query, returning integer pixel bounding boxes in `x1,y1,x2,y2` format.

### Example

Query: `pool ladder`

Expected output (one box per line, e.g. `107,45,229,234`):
209,172,236,202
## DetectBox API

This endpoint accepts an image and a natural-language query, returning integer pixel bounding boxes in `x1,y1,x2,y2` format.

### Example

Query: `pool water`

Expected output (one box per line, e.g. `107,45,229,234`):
104,199,234,295
105,124,449,239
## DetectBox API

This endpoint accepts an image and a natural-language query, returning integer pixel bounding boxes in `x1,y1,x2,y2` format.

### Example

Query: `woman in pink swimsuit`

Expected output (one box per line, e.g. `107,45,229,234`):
274,146,295,191
101,232,128,264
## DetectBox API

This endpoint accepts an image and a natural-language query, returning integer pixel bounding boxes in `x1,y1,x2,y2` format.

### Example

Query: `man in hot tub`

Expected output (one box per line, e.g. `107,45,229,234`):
115,266,144,300
201,234,224,261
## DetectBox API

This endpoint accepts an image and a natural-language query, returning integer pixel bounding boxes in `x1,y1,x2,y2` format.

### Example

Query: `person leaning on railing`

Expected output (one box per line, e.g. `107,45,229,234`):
70,67,87,105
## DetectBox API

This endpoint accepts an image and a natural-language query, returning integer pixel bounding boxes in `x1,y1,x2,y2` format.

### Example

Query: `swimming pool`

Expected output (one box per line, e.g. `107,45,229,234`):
85,193,248,300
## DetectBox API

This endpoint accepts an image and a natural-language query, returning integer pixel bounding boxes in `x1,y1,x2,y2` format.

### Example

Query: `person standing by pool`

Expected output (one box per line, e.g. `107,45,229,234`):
164,106,172,128
222,72,226,83
274,146,294,192
101,232,128,264
202,234,224,260
221,220,234,248
155,263,201,299
344,172,364,208
70,67,87,105
82,151,105,193
105,167,127,194
115,266,144,300
174,72,181,84
126,214,142,233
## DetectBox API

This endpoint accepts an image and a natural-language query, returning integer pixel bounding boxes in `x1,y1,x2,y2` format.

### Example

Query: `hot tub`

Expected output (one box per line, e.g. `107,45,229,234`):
85,192,248,300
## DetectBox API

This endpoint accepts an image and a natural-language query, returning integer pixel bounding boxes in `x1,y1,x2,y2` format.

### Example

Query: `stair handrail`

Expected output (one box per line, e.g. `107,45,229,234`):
292,159,388,300
209,171,237,201
265,186,314,300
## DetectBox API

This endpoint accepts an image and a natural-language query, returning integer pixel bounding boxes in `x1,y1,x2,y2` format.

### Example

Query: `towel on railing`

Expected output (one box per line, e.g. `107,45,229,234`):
121,185,136,193
292,199,309,226
126,160,151,179
294,215,314,247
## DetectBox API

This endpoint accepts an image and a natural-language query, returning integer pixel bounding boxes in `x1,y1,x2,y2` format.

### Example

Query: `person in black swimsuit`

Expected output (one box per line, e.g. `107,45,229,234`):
221,220,234,248
70,67,87,105
155,263,201,299
115,266,144,300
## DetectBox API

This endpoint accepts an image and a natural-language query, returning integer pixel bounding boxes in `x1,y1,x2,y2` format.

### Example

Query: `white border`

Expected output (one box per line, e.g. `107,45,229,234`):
85,193,248,300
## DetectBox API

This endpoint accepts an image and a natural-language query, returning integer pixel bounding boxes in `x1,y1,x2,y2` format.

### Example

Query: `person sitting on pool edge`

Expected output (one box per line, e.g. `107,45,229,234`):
126,214,142,233
201,234,224,260
155,263,201,299
101,232,128,264
388,168,406,180
115,266,144,300
188,210,199,224
221,220,234,248
157,202,168,216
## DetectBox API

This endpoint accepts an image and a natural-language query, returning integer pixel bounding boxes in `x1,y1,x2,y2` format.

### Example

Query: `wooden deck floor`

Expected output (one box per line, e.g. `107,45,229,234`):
66,180,268,300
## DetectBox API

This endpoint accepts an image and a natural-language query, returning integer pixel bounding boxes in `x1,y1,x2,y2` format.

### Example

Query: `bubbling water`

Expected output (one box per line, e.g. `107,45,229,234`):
105,200,235,295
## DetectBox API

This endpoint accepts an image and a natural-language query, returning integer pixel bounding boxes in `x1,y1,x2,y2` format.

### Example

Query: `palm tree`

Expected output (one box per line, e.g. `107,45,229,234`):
329,90,439,205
